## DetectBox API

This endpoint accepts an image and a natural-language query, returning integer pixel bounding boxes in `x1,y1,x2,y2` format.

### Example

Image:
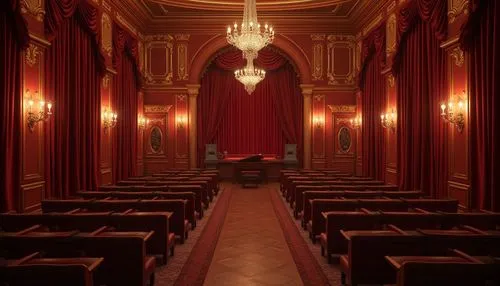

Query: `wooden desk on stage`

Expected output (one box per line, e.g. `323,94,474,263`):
217,157,285,181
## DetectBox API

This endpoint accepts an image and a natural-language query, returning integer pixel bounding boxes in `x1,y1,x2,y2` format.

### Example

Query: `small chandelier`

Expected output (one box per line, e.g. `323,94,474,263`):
234,60,265,94
226,0,275,61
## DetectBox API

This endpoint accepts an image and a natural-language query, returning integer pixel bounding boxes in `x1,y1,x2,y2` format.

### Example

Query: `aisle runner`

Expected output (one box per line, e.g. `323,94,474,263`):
269,187,331,286
173,187,233,286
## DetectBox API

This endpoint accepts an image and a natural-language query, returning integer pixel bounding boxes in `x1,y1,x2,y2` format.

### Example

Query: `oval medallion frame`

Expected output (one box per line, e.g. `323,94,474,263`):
337,126,352,153
150,126,163,154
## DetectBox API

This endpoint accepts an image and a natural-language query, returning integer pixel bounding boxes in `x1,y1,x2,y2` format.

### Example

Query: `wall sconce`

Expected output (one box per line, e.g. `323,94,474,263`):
440,90,466,133
138,116,149,130
102,108,117,133
176,115,187,129
350,115,362,129
312,115,324,129
25,89,53,132
381,109,396,132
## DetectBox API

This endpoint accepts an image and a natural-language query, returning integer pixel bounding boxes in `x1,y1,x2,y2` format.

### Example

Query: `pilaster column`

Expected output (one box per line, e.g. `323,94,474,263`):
186,84,200,169
301,84,314,169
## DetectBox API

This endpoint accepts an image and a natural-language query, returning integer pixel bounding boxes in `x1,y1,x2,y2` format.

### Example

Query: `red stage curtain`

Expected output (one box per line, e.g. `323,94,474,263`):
197,48,303,166
359,23,386,180
394,0,448,196
112,23,140,181
45,12,101,197
0,0,28,211
45,0,105,73
461,0,500,210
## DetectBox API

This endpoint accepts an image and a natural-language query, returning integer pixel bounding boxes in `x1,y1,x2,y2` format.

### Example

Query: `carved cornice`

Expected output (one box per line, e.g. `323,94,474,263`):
21,0,45,22
300,84,315,96
448,0,470,24
328,105,356,113
145,34,174,41
144,105,173,113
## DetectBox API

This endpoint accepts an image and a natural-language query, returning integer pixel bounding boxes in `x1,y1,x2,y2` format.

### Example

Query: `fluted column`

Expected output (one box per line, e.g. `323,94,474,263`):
186,84,200,169
301,84,314,169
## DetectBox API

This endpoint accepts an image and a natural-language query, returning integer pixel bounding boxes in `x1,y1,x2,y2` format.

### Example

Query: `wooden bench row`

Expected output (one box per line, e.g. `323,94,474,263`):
339,228,500,286
319,210,500,263
41,199,191,243
0,211,176,264
306,198,459,242
0,229,156,286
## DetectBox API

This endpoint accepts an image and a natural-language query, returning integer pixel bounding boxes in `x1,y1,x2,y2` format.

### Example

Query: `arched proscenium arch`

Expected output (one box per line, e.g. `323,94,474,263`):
187,34,314,169
189,34,312,84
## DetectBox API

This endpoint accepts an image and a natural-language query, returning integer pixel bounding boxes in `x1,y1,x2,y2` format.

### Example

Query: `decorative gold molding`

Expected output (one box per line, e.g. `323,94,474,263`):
25,44,41,67
312,43,324,81
300,84,314,96
101,13,113,57
311,34,326,41
177,43,188,81
386,14,397,57
450,46,465,67
328,105,356,113
327,35,356,86
314,94,324,101
102,74,111,89
448,0,470,24
145,34,174,41
144,105,173,113
387,74,395,88
177,94,186,101
144,38,174,85
175,34,191,41
21,0,45,22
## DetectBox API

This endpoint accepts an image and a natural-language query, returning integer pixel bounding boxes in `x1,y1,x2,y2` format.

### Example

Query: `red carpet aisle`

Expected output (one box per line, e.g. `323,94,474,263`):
271,184,342,285
154,184,232,286
203,186,303,285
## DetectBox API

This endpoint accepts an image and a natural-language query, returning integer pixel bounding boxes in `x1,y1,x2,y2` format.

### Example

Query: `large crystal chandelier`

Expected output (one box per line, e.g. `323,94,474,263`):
234,60,266,94
227,0,274,94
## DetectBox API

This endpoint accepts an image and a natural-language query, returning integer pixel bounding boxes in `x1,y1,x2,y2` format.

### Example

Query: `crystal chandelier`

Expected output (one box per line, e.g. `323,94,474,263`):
226,0,275,61
227,0,274,94
234,60,266,94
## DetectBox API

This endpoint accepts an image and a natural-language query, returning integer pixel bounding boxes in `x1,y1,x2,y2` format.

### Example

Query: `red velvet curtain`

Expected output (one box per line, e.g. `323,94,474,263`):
0,0,28,211
461,0,500,210
393,0,448,196
359,24,386,180
197,48,303,166
112,23,140,181
44,2,102,197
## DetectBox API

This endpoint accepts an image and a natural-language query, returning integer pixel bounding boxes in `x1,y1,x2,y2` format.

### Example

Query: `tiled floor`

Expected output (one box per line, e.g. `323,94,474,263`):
204,185,303,286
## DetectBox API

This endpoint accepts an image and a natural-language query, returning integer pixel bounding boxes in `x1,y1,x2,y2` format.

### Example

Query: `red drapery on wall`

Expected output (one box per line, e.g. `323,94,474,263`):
112,23,140,181
359,23,386,180
461,0,500,210
0,0,28,211
197,48,303,166
44,1,102,197
393,0,448,196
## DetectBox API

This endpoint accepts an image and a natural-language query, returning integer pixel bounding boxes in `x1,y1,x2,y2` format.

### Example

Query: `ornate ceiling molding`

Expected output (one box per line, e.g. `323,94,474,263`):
148,0,355,11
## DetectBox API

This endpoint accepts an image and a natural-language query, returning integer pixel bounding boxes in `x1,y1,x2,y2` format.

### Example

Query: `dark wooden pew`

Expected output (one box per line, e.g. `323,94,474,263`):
41,199,190,243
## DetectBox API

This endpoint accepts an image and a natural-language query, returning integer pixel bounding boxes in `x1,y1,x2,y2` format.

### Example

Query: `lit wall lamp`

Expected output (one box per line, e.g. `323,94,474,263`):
102,108,117,133
350,115,362,129
138,116,149,130
381,109,396,132
176,115,187,129
25,89,53,132
312,115,324,129
440,90,466,133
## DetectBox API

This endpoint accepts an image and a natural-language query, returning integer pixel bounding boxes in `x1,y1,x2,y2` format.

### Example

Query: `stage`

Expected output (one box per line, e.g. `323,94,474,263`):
215,156,289,181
